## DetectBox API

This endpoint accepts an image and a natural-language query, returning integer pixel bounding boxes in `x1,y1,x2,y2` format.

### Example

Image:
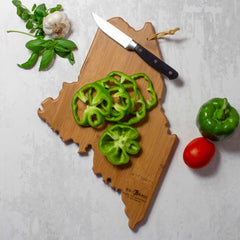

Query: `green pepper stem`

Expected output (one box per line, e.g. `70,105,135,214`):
221,98,228,111
215,98,228,120
7,30,35,38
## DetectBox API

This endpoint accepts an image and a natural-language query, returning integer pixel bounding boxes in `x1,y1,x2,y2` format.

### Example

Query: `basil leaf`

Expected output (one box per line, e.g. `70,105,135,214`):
17,52,39,69
12,0,21,7
32,4,37,11
54,45,70,53
14,1,31,20
21,10,31,21
54,39,77,51
41,40,55,49
49,4,62,13
31,13,43,23
17,6,25,17
55,51,75,65
26,20,33,29
26,39,45,51
39,48,55,71
34,4,47,17
55,51,69,58
67,52,75,65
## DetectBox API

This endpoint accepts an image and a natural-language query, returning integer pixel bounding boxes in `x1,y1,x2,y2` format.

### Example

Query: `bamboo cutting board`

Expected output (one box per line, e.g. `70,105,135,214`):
38,17,177,229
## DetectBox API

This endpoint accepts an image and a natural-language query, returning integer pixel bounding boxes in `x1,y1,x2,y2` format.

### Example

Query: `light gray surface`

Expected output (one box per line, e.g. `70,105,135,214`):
0,0,240,239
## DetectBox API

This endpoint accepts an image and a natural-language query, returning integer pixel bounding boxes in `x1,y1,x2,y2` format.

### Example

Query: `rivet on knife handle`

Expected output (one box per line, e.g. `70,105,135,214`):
134,43,178,80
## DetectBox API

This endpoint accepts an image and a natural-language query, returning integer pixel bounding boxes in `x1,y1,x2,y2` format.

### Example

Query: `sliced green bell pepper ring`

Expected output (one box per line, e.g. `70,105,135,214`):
107,71,138,111
98,124,141,165
197,98,239,141
72,82,113,127
130,73,157,110
105,85,132,121
107,71,137,86
97,77,132,121
119,87,147,126
97,76,122,89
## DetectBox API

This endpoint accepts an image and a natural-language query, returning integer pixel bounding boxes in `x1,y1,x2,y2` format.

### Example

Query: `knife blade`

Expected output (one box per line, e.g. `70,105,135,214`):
92,12,178,80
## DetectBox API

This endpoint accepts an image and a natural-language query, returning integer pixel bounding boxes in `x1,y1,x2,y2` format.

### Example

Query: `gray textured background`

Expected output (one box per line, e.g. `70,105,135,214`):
0,0,240,239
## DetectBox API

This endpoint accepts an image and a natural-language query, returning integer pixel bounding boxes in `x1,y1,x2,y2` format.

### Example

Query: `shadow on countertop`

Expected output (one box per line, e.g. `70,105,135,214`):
192,127,240,177
217,127,240,153
191,147,221,177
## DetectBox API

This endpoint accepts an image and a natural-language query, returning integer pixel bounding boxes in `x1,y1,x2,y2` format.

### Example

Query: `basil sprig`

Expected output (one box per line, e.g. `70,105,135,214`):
12,0,62,39
18,39,77,71
8,1,78,71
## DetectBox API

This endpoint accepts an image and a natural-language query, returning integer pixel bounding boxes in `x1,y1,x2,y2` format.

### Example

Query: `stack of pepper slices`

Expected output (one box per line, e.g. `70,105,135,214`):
72,71,157,165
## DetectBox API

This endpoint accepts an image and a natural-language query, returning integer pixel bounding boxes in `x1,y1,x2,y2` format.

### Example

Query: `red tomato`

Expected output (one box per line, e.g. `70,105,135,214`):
183,137,215,169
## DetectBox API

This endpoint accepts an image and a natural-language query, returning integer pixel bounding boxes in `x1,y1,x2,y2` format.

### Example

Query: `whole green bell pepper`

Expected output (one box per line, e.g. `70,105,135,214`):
197,98,239,141
98,124,141,165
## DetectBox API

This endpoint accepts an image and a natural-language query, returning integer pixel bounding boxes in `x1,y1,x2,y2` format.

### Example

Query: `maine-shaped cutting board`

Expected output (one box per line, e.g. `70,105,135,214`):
38,17,177,229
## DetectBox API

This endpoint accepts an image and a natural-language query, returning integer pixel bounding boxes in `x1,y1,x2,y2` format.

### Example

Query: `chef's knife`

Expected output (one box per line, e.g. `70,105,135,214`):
92,13,178,80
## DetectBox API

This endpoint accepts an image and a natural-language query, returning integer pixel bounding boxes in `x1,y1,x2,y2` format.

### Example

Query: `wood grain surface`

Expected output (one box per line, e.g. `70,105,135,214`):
38,17,177,229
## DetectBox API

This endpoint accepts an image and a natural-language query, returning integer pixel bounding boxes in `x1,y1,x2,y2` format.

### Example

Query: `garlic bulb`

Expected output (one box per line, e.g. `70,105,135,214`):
43,11,70,39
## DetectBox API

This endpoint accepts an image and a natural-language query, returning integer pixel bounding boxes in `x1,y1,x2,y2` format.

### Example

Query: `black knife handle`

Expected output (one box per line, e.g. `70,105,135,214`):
134,43,178,80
